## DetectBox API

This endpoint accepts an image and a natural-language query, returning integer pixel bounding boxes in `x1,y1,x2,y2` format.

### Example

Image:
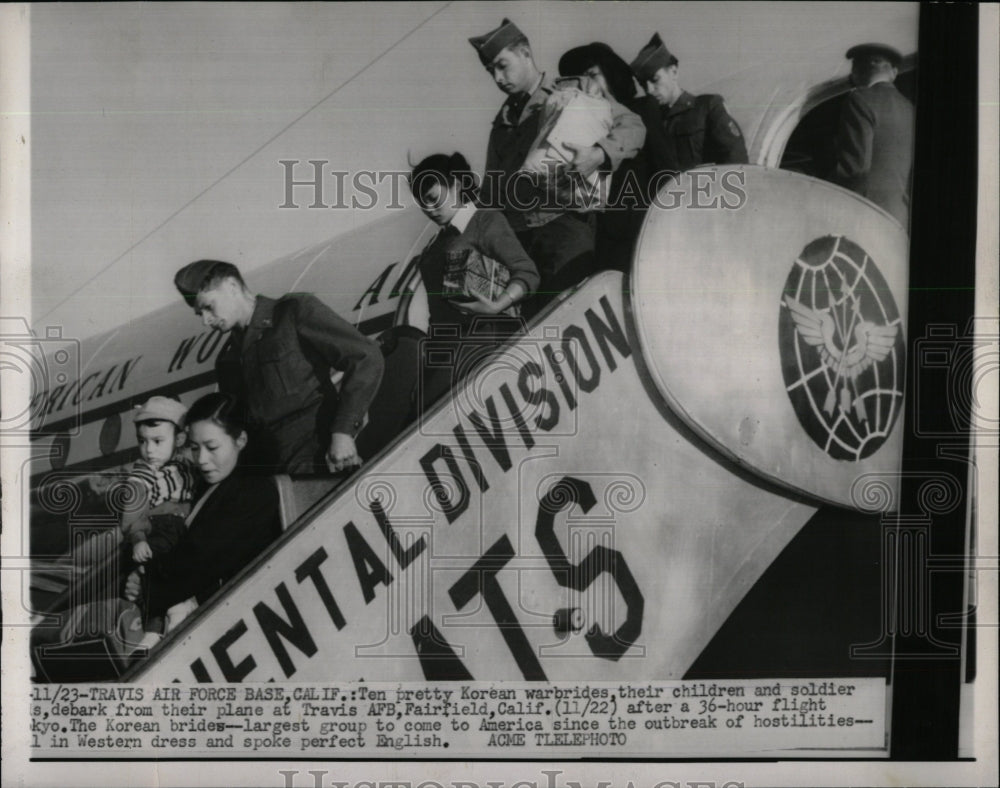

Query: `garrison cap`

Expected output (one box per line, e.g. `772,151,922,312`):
133,395,188,428
469,18,526,66
846,43,903,68
630,32,678,84
174,259,236,306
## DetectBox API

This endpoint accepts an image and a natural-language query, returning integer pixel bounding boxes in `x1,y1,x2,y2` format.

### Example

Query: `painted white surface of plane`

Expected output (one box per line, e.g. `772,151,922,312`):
25,7,915,688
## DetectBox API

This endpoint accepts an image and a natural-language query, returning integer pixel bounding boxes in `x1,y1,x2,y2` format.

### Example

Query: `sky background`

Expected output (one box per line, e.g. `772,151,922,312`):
26,1,918,340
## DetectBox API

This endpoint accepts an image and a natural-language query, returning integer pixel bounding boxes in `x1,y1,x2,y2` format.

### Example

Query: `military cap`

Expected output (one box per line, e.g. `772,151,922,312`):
469,18,526,66
630,32,678,85
133,395,188,428
846,43,903,68
174,259,240,306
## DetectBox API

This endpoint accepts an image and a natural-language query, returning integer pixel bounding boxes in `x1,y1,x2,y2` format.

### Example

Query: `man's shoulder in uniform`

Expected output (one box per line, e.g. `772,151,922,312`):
274,291,323,317
275,291,315,305
868,81,914,111
274,291,360,335
850,81,906,105
840,85,879,119
695,93,731,112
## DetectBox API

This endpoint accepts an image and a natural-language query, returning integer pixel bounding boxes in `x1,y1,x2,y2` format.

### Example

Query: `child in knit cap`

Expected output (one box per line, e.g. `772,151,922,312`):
73,395,198,573
122,395,199,564
69,395,198,646
120,395,200,651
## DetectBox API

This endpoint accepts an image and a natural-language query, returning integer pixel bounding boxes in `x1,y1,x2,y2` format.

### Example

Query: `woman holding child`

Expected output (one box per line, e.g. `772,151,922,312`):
408,152,540,409
124,392,282,640
70,395,196,574
558,42,657,273
32,392,281,677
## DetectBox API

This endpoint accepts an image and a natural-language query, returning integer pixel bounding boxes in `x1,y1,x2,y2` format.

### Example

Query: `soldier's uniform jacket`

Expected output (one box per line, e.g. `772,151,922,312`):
644,90,748,175
484,73,646,231
832,81,914,229
215,293,384,473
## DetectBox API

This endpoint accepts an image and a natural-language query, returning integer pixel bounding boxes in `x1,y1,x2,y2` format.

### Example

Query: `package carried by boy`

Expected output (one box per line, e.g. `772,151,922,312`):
442,246,519,316
520,79,614,211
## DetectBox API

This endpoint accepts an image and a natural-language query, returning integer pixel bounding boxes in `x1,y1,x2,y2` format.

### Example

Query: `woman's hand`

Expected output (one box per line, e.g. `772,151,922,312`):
449,292,505,315
563,141,607,178
165,597,199,633
449,282,525,316
124,568,143,602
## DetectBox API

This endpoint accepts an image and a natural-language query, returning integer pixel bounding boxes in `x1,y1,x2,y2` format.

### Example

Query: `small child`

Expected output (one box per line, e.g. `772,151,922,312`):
122,395,199,565
68,396,198,652
72,396,197,571
122,396,199,651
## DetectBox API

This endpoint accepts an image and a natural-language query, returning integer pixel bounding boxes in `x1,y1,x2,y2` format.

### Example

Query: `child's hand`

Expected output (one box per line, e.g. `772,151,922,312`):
132,541,153,564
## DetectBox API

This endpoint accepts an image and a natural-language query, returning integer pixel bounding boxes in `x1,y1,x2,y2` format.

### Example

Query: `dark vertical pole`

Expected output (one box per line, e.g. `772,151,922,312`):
890,2,978,759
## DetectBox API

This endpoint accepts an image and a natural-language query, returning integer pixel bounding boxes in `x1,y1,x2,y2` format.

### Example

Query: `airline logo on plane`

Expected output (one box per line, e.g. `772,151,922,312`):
780,236,905,461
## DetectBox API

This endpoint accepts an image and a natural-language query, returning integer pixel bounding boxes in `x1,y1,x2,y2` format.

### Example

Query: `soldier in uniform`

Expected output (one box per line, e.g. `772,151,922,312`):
629,33,748,179
830,43,914,229
469,18,645,314
174,260,384,476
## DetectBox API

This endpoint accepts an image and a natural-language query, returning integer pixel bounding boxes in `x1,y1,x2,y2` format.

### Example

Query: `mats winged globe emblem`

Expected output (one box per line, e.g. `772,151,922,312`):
779,235,905,461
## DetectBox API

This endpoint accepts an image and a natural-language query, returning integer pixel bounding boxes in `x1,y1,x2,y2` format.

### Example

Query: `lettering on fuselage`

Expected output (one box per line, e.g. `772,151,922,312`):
166,330,227,375
31,329,228,431
353,259,420,313
30,355,144,422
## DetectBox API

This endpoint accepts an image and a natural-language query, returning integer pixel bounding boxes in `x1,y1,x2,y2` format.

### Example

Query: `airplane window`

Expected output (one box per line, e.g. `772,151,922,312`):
99,413,121,456
49,431,71,471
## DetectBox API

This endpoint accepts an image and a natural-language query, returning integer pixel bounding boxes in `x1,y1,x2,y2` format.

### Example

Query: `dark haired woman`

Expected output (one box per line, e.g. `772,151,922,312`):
125,392,282,638
409,152,540,409
559,43,659,273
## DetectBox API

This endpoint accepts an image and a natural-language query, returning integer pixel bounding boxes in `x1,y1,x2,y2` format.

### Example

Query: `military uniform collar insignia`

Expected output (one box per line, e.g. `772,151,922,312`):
247,295,276,330
666,91,695,116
